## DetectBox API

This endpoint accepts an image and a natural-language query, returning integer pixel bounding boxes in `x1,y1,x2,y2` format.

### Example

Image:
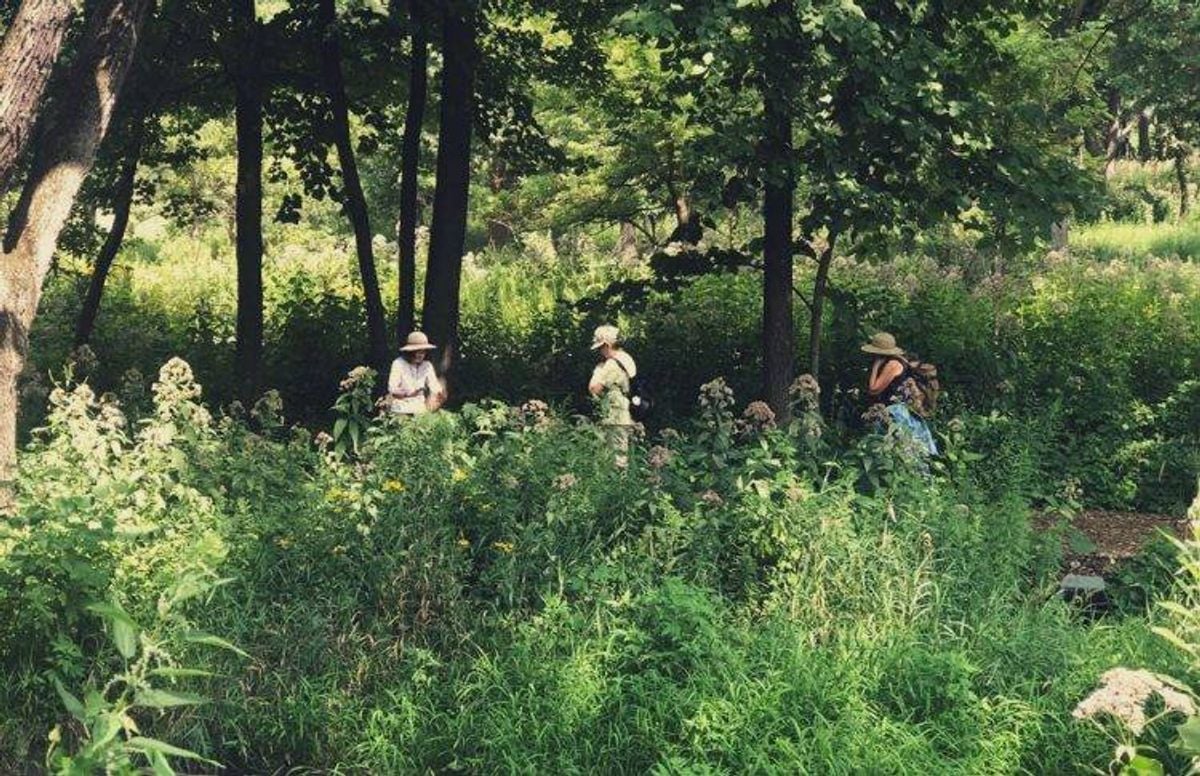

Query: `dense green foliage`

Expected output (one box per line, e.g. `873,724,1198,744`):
0,359,1189,772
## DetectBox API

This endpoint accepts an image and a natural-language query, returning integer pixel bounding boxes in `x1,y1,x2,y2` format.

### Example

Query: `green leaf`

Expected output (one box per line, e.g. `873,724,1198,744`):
127,736,217,765
1174,716,1200,755
184,631,250,658
87,601,139,659
148,667,218,679
333,418,348,440
53,679,86,722
149,750,175,776
134,689,207,709
1121,754,1165,776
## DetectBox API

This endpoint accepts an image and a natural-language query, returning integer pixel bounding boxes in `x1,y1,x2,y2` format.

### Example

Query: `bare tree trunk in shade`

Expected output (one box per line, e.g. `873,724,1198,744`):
396,0,428,341
75,126,145,346
233,0,265,401
320,0,390,372
422,3,478,378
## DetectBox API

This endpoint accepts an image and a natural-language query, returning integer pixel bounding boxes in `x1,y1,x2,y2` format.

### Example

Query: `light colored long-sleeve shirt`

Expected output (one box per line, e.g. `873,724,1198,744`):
387,358,441,415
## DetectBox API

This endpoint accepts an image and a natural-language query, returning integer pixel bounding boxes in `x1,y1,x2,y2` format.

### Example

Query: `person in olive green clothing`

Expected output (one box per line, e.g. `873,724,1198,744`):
588,324,637,465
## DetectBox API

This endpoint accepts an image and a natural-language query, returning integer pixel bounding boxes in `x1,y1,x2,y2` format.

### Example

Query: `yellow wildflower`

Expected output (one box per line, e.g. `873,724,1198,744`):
382,479,406,494
451,468,469,483
492,540,515,554
456,536,470,549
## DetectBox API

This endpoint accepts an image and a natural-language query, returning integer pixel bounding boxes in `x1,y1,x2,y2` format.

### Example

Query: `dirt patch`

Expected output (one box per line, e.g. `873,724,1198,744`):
1036,510,1191,576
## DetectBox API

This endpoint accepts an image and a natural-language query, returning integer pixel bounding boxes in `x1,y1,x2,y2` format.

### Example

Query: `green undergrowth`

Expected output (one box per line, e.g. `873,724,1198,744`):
0,362,1189,773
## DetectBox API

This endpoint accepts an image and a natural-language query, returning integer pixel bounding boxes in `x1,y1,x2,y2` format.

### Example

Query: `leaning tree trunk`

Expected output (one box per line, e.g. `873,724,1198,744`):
75,128,144,346
0,0,152,503
0,0,76,193
320,0,390,373
233,0,265,402
759,21,794,423
1176,146,1191,218
396,0,428,341
422,2,478,377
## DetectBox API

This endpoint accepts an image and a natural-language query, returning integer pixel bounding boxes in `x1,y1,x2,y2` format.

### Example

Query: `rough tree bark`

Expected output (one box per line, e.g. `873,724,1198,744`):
1104,89,1124,180
233,0,265,402
320,0,390,373
1137,110,1152,162
422,2,478,377
0,0,152,500
0,0,76,193
759,2,794,423
75,127,145,346
396,0,427,341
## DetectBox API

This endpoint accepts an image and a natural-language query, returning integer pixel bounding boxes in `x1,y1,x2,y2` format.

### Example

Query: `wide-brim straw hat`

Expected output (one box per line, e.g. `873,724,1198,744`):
861,331,904,356
400,331,437,352
590,324,619,350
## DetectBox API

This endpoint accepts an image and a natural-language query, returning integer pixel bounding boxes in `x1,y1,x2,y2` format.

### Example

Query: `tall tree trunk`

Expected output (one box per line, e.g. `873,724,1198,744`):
1176,146,1191,218
75,128,144,346
1104,88,1122,180
320,0,390,372
760,11,794,422
617,219,639,265
0,0,76,193
1138,110,1152,162
422,2,477,377
806,234,837,381
396,0,427,341
0,0,151,503
233,0,265,402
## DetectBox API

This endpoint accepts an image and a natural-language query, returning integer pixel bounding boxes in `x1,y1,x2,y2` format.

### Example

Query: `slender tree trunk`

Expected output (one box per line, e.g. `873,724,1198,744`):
75,129,144,346
0,0,151,503
617,219,639,265
1138,110,1152,162
422,2,478,377
1104,89,1122,180
233,0,265,402
1176,147,1191,218
396,0,427,341
806,234,837,381
320,0,390,372
760,17,794,422
0,0,76,193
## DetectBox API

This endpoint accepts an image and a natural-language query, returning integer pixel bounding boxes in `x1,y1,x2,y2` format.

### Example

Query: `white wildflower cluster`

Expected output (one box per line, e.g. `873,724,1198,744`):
698,377,734,412
150,357,211,429
740,401,777,433
789,374,820,412
339,366,376,393
517,399,552,430
553,473,578,491
647,445,673,470
68,344,99,376
862,403,892,426
251,389,284,428
1073,668,1197,735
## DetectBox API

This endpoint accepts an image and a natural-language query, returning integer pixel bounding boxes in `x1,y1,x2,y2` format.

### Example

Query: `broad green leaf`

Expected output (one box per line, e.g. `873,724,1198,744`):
87,601,139,660
1121,755,1165,776
184,631,250,658
134,689,207,709
127,736,216,764
53,679,85,722
149,750,175,776
1174,716,1200,755
333,418,348,439
149,667,218,679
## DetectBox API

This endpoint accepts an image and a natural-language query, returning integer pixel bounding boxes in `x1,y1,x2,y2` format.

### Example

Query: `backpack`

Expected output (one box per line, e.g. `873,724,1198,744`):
899,358,940,418
614,358,652,421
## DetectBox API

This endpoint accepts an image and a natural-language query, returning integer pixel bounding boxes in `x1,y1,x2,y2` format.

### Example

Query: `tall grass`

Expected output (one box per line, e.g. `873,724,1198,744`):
1075,219,1200,262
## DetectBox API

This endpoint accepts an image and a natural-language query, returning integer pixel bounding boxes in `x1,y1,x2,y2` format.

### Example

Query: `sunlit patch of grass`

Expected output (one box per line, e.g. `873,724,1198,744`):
1075,219,1200,262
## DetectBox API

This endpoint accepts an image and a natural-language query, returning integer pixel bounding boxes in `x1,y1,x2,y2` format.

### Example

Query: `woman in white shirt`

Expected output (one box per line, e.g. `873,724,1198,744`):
388,331,446,415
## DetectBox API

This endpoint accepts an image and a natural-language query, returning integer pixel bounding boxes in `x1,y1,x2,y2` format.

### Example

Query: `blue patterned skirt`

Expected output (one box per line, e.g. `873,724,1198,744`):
886,403,938,456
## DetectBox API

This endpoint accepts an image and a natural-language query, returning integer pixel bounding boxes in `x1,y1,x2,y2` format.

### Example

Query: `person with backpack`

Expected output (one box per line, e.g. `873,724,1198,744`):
862,331,938,456
588,324,640,465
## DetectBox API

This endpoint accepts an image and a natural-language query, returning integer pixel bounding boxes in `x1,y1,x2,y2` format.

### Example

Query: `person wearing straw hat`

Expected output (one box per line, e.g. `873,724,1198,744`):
388,331,446,415
588,324,637,464
862,331,937,456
